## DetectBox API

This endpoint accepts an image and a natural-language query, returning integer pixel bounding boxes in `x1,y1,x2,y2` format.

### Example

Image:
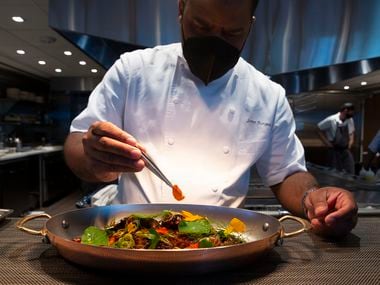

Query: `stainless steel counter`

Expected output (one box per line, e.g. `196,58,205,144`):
0,145,63,162
0,146,64,209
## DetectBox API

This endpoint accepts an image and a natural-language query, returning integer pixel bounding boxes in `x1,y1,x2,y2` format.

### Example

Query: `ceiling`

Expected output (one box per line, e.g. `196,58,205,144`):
323,69,380,93
0,0,379,92
0,0,106,79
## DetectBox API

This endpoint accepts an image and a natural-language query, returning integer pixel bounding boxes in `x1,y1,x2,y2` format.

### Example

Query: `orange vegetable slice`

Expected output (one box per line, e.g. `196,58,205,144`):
172,184,185,201
181,210,204,221
224,218,246,235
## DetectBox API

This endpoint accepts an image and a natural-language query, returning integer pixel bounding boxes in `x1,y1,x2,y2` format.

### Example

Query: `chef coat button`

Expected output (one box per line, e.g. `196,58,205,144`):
223,146,230,154
212,187,218,193
168,138,175,145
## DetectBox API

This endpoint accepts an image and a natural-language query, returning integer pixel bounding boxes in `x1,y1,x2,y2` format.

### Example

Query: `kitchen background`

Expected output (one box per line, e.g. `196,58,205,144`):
0,0,379,217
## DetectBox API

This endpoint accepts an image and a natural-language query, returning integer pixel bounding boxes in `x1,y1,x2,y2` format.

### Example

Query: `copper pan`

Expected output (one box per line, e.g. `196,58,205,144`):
17,204,309,274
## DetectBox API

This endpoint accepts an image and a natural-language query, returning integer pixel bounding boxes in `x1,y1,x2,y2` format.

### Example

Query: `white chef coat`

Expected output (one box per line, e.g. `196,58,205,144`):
71,43,306,207
318,113,355,142
369,130,380,153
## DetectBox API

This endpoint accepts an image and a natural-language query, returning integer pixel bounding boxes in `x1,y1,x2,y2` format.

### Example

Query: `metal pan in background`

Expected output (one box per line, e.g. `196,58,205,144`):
17,204,309,274
0,209,14,223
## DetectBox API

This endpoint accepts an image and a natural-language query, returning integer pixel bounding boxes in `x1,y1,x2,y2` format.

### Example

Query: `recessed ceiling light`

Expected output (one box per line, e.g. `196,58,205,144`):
344,86,350,90
12,16,24,23
64,51,72,56
16,49,25,55
38,60,46,65
91,69,98,73
55,68,62,73
361,81,368,86
79,61,87,65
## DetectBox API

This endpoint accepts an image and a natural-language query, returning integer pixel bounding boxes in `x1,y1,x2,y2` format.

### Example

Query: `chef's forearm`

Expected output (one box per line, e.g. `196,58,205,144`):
348,133,354,149
317,130,331,147
271,172,319,218
64,132,92,181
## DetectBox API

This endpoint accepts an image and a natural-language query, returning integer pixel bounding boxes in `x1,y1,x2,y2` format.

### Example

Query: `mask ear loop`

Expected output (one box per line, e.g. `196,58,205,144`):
178,0,186,23
238,16,255,54
179,0,186,41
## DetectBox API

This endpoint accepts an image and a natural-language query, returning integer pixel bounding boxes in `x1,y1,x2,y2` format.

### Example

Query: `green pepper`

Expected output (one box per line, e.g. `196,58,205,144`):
132,213,158,219
81,226,108,246
178,219,212,235
148,229,160,249
114,233,135,249
199,238,213,248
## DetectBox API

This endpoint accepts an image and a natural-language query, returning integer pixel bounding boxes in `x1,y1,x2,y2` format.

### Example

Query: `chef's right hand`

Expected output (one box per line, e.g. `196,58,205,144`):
82,121,145,181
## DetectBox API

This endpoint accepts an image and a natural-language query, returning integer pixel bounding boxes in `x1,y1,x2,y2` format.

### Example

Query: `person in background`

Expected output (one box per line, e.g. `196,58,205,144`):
64,0,357,237
317,103,356,174
360,129,380,180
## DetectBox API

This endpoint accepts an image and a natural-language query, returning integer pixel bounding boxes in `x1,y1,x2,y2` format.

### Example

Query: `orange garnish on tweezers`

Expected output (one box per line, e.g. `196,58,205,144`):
172,184,185,201
139,151,185,201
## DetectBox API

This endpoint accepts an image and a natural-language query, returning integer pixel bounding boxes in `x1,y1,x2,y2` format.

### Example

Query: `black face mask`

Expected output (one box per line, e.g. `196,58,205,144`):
182,36,241,85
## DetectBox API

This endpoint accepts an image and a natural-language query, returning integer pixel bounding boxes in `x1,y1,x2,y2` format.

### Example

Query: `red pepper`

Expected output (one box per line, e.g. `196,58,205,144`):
188,243,199,249
108,235,117,245
155,227,169,235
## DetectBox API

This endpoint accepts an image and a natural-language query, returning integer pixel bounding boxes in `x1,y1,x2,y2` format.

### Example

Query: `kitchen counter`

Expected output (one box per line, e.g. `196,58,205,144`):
0,216,378,284
0,146,65,211
0,145,63,163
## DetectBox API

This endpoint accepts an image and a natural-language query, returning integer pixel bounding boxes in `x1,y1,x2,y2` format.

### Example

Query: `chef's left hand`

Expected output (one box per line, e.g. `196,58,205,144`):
303,187,358,238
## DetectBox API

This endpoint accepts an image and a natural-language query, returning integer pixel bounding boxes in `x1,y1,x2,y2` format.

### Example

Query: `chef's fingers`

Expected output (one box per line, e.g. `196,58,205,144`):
86,133,142,160
90,121,138,146
324,191,358,227
305,188,329,220
88,156,144,174
83,124,142,160
311,213,357,237
89,121,148,154
85,146,145,171
135,142,147,153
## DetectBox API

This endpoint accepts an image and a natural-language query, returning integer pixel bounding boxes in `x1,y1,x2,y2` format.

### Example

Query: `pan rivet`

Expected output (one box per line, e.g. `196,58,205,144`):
262,223,270,231
61,220,69,229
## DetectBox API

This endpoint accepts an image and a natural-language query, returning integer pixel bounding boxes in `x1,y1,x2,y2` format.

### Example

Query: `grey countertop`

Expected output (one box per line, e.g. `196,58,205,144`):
0,145,63,162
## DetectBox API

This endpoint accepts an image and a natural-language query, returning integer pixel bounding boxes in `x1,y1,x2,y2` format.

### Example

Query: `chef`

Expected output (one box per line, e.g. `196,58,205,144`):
317,102,356,174
360,129,380,179
64,0,357,237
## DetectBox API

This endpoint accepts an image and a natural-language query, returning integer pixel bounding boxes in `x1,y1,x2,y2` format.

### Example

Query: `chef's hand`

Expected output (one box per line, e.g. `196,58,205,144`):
303,187,358,238
82,121,145,181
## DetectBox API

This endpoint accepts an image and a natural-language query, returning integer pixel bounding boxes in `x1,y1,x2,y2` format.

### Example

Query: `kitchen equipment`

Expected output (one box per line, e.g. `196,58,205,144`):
141,152,184,200
0,209,14,222
17,204,308,274
6,88,20,99
141,152,173,188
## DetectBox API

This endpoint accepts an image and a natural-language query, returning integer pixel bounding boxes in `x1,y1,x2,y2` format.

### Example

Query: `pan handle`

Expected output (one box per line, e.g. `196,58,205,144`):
278,215,310,238
16,213,51,236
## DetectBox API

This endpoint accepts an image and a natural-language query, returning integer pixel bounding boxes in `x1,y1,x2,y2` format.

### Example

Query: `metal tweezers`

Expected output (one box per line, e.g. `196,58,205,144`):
141,152,173,188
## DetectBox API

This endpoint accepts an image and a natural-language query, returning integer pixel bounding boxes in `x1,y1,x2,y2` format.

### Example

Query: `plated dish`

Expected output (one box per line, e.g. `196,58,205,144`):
75,209,247,249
